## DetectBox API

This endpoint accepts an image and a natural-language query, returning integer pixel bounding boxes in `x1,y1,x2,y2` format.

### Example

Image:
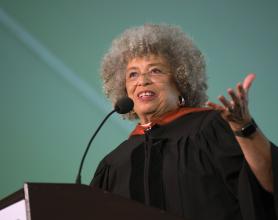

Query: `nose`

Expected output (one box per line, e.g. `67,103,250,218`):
137,72,151,86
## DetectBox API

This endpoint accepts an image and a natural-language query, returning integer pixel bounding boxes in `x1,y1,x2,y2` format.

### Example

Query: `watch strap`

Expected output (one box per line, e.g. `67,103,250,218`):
234,118,257,137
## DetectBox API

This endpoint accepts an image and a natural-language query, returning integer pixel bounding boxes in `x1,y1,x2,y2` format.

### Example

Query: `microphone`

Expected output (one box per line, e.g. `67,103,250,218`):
75,97,134,184
114,96,134,114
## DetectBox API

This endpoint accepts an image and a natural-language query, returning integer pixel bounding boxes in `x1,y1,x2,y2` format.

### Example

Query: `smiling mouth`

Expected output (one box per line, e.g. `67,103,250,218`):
137,91,156,98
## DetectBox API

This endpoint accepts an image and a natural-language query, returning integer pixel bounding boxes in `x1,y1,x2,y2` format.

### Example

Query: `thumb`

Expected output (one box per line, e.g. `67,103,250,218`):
243,73,256,91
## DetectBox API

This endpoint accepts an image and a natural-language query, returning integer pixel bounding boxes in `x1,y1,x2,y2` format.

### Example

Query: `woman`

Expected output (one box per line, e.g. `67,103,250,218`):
91,24,277,220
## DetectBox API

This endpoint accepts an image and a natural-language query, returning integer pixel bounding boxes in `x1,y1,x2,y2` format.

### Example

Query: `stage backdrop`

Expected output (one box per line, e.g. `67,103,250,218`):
0,0,277,199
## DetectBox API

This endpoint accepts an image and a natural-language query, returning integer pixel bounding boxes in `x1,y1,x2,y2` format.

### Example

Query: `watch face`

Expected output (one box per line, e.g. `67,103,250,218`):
234,119,258,137
241,123,257,137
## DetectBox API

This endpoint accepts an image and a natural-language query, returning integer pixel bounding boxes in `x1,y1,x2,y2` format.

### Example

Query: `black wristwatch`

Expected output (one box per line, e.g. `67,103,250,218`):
234,119,257,137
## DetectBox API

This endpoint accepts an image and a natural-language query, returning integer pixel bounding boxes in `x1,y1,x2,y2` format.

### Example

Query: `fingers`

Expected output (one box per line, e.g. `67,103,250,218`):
227,88,240,107
237,83,245,100
243,73,256,91
218,86,243,113
224,79,249,107
211,74,254,124
218,94,234,112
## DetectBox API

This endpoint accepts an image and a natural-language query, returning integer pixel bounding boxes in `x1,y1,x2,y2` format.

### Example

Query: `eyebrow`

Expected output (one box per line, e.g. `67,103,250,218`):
126,63,166,71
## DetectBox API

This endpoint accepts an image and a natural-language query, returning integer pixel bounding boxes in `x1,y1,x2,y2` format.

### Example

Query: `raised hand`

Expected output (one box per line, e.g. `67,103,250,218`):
207,73,256,129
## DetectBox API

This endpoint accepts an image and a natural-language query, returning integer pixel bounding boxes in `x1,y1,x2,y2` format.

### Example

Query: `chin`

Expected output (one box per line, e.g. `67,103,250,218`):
137,107,157,116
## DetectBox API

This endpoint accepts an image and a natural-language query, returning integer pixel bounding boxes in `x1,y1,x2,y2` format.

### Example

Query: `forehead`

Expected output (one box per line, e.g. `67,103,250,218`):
126,54,170,69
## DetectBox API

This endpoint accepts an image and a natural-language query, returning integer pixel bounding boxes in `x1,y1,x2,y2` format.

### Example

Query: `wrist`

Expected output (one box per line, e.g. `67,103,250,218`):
233,118,258,138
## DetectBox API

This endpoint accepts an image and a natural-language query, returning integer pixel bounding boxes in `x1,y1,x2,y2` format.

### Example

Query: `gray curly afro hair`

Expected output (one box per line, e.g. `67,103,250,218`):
101,23,208,120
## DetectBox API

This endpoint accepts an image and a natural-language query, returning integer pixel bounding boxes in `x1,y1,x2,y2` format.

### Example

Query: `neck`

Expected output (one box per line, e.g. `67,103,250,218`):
139,115,153,125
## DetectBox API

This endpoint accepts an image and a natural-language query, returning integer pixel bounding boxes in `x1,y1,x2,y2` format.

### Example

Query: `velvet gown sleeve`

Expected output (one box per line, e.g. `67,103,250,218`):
199,112,278,220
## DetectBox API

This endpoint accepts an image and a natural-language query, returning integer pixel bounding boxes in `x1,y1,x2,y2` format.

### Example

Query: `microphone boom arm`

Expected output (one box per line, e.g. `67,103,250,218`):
75,109,116,184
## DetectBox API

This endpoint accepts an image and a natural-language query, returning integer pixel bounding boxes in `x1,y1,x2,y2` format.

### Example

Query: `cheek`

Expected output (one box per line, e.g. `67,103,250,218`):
161,84,180,102
161,80,179,95
125,84,135,97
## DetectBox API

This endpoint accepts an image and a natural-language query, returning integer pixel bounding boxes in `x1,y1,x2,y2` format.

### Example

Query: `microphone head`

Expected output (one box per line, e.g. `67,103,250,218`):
114,97,134,114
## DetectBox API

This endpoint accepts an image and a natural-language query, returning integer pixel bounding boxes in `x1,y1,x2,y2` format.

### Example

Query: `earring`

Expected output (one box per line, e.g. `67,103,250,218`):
178,96,186,107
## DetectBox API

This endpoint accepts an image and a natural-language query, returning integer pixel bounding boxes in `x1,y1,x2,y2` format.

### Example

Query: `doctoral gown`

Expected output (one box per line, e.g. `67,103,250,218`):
91,109,278,220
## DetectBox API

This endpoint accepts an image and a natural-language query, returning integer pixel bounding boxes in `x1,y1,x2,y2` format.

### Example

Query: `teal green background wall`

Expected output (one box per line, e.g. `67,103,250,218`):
0,0,277,199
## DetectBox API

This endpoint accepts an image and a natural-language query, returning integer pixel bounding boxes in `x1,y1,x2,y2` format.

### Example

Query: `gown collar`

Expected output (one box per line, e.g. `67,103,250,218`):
130,107,210,136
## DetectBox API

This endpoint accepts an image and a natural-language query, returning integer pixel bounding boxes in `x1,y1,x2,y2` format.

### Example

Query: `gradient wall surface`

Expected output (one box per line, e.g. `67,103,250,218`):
0,0,277,199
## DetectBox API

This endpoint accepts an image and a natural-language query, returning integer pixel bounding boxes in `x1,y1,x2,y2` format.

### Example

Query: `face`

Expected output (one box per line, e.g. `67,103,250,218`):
125,54,180,123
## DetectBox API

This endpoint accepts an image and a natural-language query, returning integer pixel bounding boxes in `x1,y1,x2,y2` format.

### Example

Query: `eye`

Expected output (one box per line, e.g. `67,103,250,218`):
150,68,162,74
128,71,138,79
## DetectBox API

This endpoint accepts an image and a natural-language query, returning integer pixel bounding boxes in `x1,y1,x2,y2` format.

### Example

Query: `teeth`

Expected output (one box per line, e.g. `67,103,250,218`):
138,91,154,98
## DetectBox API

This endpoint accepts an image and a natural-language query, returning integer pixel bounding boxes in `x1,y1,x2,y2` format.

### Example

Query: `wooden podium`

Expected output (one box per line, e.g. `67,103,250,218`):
0,183,184,220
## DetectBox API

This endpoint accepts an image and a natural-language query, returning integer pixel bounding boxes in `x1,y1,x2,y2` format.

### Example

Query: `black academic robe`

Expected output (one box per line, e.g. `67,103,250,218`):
91,110,278,220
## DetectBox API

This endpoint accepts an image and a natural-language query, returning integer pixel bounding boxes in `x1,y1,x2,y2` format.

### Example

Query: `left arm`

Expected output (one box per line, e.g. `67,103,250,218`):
207,74,273,192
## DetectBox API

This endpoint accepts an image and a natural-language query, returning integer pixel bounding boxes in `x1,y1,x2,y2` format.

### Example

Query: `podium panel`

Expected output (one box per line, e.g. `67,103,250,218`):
0,183,184,220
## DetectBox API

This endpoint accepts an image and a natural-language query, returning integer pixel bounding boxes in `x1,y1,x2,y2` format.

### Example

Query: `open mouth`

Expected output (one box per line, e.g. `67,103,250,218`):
137,91,156,98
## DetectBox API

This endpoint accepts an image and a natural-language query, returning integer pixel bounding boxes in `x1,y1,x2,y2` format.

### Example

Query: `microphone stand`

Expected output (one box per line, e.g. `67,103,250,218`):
75,110,116,184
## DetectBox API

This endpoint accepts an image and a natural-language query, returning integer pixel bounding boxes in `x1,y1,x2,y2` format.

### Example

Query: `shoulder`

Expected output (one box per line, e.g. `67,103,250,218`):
186,110,241,155
183,110,236,143
191,110,231,133
165,109,229,136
